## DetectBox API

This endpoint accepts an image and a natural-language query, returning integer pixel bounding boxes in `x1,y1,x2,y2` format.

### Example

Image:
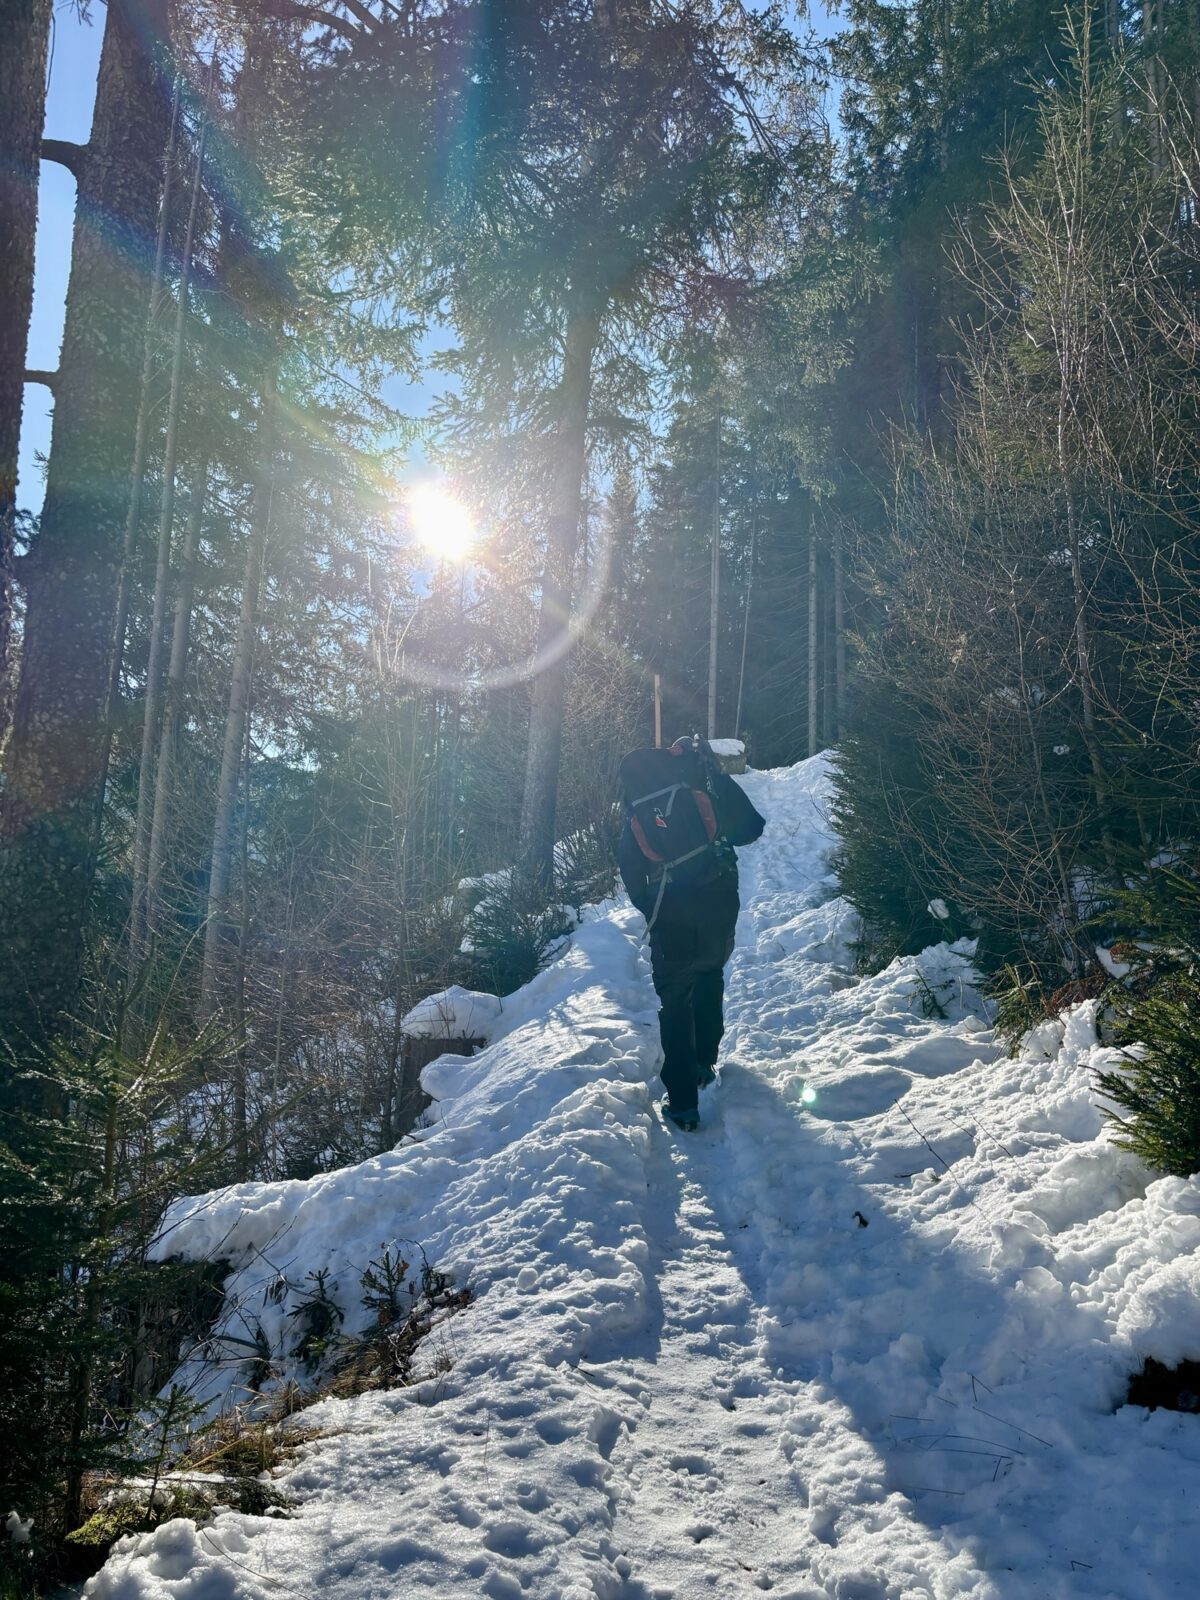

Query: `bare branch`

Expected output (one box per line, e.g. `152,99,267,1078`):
41,138,87,179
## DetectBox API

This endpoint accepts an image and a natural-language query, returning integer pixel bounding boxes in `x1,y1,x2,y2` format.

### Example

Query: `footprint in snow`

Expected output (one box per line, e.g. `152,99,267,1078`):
534,1414,571,1445
482,1518,542,1558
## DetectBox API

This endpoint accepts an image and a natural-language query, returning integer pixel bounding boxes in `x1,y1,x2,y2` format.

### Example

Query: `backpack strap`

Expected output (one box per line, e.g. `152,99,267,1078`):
629,782,687,866
629,781,686,810
643,841,719,934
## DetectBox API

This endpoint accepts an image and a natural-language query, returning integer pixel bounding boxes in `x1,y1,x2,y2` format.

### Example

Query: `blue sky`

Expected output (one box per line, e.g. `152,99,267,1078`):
19,4,104,514
18,1,841,517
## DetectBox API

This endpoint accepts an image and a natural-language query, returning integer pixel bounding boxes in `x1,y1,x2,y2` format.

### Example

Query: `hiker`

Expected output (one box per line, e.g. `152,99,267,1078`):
618,735,766,1131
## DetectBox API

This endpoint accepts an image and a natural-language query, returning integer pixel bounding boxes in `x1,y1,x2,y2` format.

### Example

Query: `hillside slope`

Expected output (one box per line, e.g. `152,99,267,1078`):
89,756,1200,1600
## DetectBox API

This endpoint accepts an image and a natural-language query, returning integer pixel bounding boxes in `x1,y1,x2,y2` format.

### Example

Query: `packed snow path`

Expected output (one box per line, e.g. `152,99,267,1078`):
91,758,1200,1600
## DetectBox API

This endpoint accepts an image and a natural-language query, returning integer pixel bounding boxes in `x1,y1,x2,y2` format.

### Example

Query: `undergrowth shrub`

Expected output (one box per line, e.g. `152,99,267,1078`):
1091,863,1200,1176
287,1270,345,1372
556,813,621,910
1097,969,1200,1178
991,963,1114,1055
459,876,573,996
331,1249,471,1397
62,1420,302,1575
832,694,951,966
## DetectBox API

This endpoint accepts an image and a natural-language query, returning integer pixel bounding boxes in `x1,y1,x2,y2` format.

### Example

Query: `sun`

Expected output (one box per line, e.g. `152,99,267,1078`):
406,480,476,563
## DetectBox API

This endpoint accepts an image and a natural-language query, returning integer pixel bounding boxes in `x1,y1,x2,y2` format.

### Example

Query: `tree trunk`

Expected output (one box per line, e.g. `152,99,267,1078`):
0,0,53,751
199,384,276,1021
707,399,720,739
0,0,172,1051
131,108,208,958
146,459,207,940
832,515,847,740
1106,0,1127,144
1058,396,1114,867
734,505,755,737
517,306,597,887
96,75,180,829
1067,511,1115,867
63,1045,121,1530
1008,578,1089,969
807,513,819,757
1144,0,1165,173
231,698,253,1180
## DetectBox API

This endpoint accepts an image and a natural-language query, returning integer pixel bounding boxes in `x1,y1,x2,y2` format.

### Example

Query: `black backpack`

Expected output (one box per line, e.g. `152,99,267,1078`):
619,743,725,924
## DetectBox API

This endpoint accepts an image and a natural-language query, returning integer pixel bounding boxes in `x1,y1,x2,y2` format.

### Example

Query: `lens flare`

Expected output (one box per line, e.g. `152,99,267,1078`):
406,480,475,562
800,1084,817,1105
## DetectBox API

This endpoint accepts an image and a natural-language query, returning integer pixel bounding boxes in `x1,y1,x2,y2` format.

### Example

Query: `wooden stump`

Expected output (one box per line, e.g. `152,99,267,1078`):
397,1034,486,1133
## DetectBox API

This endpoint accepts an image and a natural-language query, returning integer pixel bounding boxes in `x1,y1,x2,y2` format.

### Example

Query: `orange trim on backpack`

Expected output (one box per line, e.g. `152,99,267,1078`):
630,815,664,862
693,790,717,841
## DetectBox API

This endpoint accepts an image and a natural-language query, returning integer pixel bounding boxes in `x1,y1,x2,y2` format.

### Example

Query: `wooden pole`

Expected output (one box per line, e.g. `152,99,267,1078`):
653,673,662,747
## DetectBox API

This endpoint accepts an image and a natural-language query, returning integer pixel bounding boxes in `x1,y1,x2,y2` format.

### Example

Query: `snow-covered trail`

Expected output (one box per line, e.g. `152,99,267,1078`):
592,763,1011,1598
89,757,1200,1600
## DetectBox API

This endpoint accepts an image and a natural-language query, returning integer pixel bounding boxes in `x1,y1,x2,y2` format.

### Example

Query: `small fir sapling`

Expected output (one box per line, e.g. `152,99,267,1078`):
1096,970,1200,1178
359,1248,412,1326
329,1249,471,1394
287,1271,344,1373
139,1383,207,1526
204,1313,274,1393
1093,865,1200,1177
460,875,574,997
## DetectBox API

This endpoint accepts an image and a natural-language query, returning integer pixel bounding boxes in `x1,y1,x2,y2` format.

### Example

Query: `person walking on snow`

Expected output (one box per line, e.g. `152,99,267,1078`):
618,735,766,1131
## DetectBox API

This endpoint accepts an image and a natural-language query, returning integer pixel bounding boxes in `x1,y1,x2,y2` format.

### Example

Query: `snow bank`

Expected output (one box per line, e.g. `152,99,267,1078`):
95,753,1200,1600
400,984,503,1041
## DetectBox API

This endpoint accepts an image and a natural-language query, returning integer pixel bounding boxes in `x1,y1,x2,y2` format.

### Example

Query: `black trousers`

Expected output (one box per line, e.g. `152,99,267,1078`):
649,888,738,1114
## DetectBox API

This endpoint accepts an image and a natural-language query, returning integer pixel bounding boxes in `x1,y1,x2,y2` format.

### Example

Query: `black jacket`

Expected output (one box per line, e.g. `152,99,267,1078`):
618,752,766,920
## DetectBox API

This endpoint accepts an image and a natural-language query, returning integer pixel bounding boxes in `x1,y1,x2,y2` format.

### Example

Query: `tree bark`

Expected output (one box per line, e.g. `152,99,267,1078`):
131,107,208,958
199,382,276,1021
832,515,847,740
707,398,720,739
0,0,173,1051
517,306,597,888
1008,576,1089,969
734,504,755,737
146,459,207,941
1105,0,1126,144
0,0,53,750
232,697,253,1180
96,74,181,833
1144,1,1165,174
807,512,819,757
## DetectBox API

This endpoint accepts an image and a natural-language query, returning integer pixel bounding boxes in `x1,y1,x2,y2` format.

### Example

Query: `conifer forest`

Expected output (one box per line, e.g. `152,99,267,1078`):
3,3,1200,1595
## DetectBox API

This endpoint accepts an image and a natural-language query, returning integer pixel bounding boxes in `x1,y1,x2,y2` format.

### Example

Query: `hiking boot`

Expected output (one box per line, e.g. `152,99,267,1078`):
695,1063,717,1090
661,1101,700,1132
